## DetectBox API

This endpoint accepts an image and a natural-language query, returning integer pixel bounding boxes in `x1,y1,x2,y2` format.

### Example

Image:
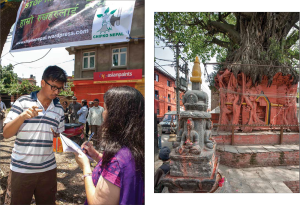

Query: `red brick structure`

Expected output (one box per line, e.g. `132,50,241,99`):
283,181,299,193
154,66,184,121
215,69,299,132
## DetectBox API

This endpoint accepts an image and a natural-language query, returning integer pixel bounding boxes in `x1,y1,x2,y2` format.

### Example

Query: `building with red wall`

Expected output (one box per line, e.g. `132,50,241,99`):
154,66,184,121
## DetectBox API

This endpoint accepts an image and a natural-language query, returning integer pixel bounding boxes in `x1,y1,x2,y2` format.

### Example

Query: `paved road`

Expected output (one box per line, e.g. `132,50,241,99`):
155,133,299,193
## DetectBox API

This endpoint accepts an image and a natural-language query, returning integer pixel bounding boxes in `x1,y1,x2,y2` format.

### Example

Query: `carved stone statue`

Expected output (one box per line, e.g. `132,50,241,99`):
176,118,201,155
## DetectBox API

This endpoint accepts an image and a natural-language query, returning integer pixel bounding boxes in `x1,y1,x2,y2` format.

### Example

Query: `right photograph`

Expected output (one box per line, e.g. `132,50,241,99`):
154,12,300,193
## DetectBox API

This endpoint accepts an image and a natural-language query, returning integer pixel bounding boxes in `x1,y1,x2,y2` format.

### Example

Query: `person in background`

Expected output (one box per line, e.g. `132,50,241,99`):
69,96,81,123
77,99,89,126
74,86,144,205
157,122,162,149
87,99,104,149
86,101,94,136
3,66,67,204
62,101,69,123
154,146,171,193
0,96,6,133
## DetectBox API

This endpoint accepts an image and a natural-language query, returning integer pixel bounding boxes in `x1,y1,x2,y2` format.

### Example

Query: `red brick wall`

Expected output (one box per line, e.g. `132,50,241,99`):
213,133,299,145
217,150,299,168
154,70,177,120
283,181,299,193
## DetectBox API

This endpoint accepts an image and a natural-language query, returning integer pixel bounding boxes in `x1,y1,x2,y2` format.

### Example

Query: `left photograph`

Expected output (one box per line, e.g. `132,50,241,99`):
0,0,145,204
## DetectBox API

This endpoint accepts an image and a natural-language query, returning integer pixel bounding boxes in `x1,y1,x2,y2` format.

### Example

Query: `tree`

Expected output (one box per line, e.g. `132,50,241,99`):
155,12,299,85
8,80,41,95
0,0,21,57
0,64,18,93
0,63,40,95
59,81,74,96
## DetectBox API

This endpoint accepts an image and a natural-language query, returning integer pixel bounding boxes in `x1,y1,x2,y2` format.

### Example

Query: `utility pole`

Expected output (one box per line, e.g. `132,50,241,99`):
175,42,180,134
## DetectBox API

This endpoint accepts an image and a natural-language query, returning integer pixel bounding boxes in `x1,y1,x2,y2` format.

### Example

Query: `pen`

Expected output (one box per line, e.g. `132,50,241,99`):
83,132,94,151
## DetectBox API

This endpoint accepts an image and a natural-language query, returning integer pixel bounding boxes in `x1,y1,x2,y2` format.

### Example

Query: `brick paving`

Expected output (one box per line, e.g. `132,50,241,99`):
283,181,300,193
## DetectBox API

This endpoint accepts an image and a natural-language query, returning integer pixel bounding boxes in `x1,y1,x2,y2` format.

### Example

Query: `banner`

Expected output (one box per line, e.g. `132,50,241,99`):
10,0,136,52
94,69,142,82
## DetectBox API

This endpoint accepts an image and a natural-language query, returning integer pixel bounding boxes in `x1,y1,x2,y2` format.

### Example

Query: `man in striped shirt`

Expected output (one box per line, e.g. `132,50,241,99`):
3,66,67,205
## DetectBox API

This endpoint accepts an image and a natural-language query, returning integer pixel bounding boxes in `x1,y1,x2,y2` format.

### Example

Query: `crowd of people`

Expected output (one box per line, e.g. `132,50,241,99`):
1,66,145,205
61,95,105,148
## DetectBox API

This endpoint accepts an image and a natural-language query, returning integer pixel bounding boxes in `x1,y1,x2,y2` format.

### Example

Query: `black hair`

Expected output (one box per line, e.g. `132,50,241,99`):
99,86,144,178
93,99,99,102
82,99,87,106
63,101,68,106
42,66,67,83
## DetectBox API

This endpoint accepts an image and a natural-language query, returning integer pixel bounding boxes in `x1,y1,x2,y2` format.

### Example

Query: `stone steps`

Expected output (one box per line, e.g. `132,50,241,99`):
216,144,299,168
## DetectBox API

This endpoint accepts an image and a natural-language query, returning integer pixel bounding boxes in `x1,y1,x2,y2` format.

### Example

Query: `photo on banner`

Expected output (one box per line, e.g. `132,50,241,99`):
10,0,135,52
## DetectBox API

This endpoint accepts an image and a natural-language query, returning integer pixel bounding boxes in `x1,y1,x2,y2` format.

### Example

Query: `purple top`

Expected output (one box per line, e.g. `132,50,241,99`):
84,147,144,205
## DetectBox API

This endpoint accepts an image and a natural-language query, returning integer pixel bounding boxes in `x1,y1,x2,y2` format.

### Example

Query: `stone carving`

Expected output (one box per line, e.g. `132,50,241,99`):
215,69,299,132
161,56,220,193
176,118,201,155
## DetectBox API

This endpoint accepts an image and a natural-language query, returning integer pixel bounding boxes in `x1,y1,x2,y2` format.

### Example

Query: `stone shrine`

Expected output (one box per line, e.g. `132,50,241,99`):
160,57,220,193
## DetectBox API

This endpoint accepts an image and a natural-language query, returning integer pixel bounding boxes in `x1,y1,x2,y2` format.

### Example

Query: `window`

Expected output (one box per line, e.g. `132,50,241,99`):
167,80,171,87
157,109,160,115
83,51,95,69
112,48,127,67
155,90,159,100
155,73,159,82
168,106,171,112
168,94,171,102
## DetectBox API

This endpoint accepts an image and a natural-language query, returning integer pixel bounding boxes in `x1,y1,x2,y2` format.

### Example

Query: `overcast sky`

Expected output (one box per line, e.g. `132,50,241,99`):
155,41,215,109
1,25,75,87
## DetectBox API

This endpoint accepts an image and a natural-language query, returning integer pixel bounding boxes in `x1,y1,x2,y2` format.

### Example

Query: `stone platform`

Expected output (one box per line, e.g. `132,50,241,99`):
212,131,299,145
216,144,299,168
161,156,220,193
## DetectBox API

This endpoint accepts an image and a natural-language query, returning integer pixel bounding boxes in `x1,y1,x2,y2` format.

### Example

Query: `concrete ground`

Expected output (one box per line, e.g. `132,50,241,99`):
155,133,299,193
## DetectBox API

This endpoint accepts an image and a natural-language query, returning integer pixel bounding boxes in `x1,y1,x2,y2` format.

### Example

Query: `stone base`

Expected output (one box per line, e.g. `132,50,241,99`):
217,144,299,168
170,144,216,178
161,156,220,193
213,131,299,145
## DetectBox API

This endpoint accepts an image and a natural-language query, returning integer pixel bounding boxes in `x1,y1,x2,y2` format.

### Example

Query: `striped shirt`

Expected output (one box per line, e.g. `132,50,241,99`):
4,91,65,173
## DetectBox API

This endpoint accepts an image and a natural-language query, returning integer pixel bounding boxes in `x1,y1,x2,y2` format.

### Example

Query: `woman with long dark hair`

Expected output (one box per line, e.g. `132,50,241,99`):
74,86,144,205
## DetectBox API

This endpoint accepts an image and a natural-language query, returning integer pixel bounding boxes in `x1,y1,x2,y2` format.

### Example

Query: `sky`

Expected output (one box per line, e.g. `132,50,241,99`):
155,41,216,109
1,25,75,87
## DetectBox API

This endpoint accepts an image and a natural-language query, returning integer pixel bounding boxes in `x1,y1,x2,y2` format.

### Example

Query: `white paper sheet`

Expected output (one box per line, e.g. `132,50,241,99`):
60,133,93,160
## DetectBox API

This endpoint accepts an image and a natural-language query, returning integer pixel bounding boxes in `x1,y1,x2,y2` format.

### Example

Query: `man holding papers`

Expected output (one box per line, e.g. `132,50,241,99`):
3,66,67,205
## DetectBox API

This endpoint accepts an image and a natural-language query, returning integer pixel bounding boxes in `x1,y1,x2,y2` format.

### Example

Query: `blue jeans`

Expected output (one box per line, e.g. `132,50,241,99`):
158,135,162,149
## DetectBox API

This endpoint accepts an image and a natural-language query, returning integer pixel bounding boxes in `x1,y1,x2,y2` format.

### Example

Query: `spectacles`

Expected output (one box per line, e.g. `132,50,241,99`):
44,80,64,92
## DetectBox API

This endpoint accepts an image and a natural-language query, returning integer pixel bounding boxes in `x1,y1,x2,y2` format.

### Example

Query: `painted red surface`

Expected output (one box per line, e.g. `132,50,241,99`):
154,68,184,120
94,69,142,81
216,150,299,168
215,69,299,132
71,80,137,106
213,133,299,145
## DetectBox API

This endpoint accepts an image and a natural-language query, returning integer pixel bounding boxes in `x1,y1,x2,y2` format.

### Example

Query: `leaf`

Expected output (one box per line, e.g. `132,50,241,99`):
97,14,103,18
104,7,109,14
110,9,117,15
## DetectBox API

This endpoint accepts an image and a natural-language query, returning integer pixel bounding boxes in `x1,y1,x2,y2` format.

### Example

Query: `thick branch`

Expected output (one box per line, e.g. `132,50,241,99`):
239,12,254,19
293,24,299,30
210,38,230,48
0,2,21,57
209,21,240,44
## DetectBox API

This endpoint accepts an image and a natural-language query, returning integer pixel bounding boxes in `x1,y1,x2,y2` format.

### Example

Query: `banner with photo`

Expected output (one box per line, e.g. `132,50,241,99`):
10,0,136,52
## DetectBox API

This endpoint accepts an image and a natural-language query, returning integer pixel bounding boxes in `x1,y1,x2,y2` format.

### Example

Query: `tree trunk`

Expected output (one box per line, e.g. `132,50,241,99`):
0,2,21,57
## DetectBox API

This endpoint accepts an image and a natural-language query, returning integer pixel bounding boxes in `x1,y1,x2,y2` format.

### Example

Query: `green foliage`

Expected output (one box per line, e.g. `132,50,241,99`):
154,12,235,62
104,7,109,14
7,80,40,95
97,14,103,18
0,64,40,95
59,81,74,97
0,64,18,90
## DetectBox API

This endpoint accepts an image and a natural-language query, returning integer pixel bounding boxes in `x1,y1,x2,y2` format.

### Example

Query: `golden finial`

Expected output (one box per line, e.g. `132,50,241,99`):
190,56,202,83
